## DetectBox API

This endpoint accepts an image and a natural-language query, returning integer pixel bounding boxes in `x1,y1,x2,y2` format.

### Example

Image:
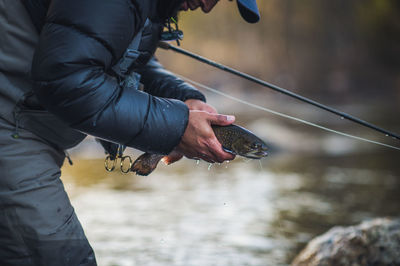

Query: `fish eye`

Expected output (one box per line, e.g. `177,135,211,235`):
251,143,260,149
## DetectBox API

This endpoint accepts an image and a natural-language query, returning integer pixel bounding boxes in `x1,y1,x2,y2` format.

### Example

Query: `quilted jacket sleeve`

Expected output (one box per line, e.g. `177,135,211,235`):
31,0,189,154
137,57,206,102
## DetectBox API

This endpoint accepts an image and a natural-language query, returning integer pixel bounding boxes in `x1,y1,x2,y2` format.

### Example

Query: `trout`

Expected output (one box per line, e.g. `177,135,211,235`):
131,124,268,176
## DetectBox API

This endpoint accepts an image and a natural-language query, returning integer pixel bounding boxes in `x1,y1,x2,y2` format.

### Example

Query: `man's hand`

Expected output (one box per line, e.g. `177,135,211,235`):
176,109,236,163
163,99,235,164
184,99,217,114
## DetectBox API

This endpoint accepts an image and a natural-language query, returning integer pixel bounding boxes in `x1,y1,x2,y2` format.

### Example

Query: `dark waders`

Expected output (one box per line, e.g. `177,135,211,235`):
0,118,96,266
0,1,96,265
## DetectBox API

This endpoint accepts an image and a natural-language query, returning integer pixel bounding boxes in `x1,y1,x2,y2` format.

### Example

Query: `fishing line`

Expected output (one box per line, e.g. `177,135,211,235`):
174,73,400,151
159,42,400,141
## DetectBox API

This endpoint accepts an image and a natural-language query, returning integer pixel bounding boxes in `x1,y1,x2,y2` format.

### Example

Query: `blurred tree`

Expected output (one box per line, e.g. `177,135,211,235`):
157,0,400,105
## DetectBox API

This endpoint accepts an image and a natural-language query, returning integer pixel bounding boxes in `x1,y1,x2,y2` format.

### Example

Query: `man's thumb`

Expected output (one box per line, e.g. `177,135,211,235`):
209,113,235,126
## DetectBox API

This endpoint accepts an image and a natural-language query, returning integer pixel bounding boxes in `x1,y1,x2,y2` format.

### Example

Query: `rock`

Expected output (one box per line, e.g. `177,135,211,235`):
292,218,400,266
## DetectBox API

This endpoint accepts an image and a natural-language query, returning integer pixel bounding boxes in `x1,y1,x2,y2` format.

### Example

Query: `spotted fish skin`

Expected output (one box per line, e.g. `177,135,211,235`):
212,124,268,158
131,124,268,176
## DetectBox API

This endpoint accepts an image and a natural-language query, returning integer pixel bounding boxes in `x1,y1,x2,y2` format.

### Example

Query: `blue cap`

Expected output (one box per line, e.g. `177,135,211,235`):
237,0,260,23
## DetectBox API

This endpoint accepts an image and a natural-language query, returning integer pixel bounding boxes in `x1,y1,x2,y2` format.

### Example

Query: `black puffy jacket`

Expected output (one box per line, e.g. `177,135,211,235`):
25,0,205,155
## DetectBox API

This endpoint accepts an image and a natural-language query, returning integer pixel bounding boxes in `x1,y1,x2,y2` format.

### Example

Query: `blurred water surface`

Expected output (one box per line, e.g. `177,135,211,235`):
62,104,400,266
62,1,400,265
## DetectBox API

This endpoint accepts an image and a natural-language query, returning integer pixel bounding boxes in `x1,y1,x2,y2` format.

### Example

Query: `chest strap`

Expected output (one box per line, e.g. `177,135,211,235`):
112,19,150,78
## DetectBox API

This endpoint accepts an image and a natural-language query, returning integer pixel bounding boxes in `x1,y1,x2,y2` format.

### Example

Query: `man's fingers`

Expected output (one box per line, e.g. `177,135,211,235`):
178,147,215,163
207,138,236,163
199,155,215,164
177,110,236,164
184,99,218,114
208,113,235,126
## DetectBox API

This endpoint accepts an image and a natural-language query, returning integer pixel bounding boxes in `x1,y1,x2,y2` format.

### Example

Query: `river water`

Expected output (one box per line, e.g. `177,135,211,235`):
59,2,400,263
62,99,400,266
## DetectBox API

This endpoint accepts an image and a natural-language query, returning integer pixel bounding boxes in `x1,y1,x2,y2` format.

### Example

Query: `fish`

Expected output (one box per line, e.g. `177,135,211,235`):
131,124,268,176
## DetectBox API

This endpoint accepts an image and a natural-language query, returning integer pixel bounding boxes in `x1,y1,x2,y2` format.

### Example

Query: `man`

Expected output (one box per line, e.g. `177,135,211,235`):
0,0,259,265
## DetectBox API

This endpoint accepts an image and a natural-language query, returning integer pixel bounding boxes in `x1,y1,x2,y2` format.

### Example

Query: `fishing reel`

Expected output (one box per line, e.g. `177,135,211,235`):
161,17,183,46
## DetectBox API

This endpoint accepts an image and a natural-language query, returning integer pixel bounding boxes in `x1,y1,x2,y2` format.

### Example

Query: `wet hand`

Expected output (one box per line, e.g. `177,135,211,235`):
177,110,236,163
184,99,217,114
164,100,219,165
162,99,217,165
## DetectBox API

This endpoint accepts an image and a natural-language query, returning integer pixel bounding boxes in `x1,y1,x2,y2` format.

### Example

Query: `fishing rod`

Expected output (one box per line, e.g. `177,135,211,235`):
158,41,400,141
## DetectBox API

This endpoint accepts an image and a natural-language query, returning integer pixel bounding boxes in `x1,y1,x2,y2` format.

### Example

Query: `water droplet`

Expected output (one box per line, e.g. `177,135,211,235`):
259,160,264,171
340,117,344,120
208,163,213,171
385,134,389,137
243,158,252,163
196,160,200,165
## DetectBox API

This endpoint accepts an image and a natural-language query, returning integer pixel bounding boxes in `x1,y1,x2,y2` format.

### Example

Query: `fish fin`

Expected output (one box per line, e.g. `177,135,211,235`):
162,151,183,165
131,153,163,176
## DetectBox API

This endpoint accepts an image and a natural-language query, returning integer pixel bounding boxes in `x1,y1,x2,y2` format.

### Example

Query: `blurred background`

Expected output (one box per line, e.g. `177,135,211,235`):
62,1,400,265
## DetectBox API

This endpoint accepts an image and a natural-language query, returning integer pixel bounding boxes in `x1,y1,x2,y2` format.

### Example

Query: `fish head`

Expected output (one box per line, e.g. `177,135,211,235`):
233,134,268,159
214,124,269,159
